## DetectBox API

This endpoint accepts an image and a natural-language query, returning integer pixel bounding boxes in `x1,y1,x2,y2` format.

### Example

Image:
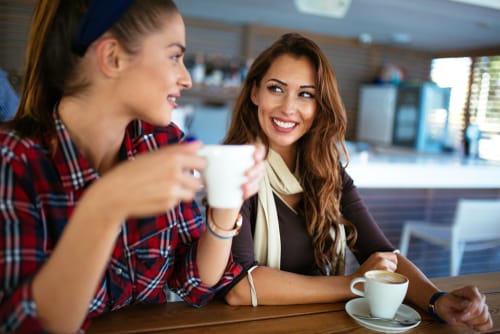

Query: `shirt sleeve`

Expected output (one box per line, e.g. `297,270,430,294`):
340,169,395,264
0,151,45,333
167,200,243,307
230,196,258,270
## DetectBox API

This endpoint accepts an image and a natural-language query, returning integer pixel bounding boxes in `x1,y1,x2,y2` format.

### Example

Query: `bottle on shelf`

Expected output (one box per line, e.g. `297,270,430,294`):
191,53,206,85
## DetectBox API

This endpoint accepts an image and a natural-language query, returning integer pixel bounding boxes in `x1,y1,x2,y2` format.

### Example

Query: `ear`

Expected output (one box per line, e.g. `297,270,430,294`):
94,37,125,78
250,83,259,106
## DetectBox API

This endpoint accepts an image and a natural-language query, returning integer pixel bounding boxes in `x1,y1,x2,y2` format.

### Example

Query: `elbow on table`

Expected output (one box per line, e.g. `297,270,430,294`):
224,284,248,306
39,319,84,334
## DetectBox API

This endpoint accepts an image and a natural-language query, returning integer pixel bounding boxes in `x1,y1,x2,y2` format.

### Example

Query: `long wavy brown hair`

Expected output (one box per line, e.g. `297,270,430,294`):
6,0,178,140
224,32,357,274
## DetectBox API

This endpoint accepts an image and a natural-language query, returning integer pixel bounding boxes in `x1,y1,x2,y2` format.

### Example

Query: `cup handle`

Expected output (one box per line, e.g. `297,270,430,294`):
350,277,366,297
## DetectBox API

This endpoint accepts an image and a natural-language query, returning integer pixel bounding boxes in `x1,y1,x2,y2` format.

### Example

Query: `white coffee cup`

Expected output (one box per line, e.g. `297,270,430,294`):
198,144,255,208
350,270,409,319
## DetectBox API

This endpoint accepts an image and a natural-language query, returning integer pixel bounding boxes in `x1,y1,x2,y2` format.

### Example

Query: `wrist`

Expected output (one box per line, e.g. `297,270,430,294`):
205,208,242,240
428,291,448,323
208,207,241,229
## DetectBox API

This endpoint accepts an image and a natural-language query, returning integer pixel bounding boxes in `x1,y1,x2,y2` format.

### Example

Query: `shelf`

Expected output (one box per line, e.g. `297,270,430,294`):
182,84,240,104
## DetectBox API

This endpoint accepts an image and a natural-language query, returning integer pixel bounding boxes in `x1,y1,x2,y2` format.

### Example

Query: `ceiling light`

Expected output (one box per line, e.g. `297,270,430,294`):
447,0,500,10
358,33,373,44
294,0,352,18
391,33,412,44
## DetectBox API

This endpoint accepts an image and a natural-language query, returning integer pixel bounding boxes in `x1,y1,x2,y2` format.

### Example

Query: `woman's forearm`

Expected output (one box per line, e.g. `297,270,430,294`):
396,254,439,311
32,187,124,333
196,208,239,286
225,266,355,305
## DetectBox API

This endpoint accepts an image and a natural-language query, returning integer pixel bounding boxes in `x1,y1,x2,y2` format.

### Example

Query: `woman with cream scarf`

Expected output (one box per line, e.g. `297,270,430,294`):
221,33,492,332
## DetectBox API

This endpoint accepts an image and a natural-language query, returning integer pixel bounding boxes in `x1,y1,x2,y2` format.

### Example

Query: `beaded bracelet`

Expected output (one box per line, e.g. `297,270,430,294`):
428,291,448,323
205,209,242,240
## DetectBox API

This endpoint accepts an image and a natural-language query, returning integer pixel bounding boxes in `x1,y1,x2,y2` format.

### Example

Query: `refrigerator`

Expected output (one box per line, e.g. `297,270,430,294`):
357,85,397,146
357,83,451,152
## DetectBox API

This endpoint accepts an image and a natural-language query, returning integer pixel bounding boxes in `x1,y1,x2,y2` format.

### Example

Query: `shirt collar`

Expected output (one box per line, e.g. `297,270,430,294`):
47,109,100,192
46,106,176,193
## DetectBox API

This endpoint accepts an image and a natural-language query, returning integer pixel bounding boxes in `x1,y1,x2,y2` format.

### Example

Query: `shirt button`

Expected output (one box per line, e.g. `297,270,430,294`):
114,268,123,275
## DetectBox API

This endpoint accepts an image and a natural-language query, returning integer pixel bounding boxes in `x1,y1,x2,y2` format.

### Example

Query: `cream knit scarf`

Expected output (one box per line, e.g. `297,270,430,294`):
254,149,346,274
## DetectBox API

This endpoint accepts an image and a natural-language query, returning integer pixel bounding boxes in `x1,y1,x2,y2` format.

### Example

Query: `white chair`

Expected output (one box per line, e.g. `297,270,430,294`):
399,199,500,276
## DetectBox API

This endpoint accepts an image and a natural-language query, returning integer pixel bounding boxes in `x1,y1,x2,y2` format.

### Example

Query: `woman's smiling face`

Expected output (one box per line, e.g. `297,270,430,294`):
251,54,317,155
116,12,192,126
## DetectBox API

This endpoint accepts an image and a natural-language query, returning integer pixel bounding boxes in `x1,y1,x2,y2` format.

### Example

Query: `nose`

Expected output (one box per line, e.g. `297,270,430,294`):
282,94,298,115
179,62,192,90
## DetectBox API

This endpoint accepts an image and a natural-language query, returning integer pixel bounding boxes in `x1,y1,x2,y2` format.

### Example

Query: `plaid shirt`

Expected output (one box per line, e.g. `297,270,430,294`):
0,112,242,333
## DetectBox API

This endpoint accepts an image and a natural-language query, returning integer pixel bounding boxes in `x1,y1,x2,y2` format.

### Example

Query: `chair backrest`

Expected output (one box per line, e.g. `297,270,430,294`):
453,199,500,241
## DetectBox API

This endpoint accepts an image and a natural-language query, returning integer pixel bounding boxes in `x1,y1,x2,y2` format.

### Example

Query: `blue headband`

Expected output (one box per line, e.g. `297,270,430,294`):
72,0,135,57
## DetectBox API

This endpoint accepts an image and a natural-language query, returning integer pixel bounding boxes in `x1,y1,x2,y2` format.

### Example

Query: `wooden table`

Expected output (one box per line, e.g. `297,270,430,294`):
87,272,500,333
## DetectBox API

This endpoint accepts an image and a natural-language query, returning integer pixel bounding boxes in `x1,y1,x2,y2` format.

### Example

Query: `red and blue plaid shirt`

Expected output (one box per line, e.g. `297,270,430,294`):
0,111,242,333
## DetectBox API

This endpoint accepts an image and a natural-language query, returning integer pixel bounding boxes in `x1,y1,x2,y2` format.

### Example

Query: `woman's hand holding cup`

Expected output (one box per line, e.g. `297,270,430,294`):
199,142,266,231
198,143,265,209
242,142,266,200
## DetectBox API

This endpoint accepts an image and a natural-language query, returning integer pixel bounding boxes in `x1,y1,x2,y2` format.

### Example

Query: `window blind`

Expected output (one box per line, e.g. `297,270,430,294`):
432,56,500,161
468,56,500,161
430,58,471,152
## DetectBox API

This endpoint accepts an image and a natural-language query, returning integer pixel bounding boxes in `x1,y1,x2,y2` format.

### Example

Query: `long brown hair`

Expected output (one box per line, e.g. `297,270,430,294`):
224,33,357,273
8,0,178,139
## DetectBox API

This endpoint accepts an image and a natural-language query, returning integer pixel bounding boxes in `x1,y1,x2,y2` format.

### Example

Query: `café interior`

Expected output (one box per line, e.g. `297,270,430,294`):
173,0,500,280
1,0,499,288
1,1,500,333
0,0,500,277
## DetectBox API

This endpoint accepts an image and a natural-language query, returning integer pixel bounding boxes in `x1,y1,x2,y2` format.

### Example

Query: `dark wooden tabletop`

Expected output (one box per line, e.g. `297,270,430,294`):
87,271,500,333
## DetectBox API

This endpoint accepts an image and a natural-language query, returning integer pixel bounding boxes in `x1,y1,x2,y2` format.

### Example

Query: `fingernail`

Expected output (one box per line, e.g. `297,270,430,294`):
185,135,197,143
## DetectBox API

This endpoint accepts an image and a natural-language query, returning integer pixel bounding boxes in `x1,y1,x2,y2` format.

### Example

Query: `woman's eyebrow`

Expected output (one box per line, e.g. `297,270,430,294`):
266,78,316,89
267,78,287,86
168,42,186,53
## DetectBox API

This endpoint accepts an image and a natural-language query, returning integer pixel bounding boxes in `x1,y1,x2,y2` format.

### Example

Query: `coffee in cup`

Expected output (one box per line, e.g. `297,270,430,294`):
198,144,255,208
350,270,409,319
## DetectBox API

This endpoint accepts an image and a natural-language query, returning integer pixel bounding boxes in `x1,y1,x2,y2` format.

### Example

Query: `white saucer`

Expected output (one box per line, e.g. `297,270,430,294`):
345,298,421,333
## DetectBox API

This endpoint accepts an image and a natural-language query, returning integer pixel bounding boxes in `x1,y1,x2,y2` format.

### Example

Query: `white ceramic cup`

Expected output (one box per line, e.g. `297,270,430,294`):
350,270,409,319
198,144,255,208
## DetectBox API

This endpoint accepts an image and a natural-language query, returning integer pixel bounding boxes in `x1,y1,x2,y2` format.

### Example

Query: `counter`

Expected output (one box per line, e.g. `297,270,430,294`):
344,147,500,189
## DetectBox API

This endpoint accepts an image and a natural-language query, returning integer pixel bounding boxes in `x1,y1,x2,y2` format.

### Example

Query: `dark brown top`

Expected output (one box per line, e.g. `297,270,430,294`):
231,168,394,275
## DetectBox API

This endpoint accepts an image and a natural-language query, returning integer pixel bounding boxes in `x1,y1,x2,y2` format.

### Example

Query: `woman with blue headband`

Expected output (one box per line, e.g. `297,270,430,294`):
0,1,265,332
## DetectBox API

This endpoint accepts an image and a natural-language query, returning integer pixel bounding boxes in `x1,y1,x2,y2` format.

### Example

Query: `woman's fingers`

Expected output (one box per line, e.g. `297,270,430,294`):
242,143,267,199
105,141,208,218
438,287,493,332
357,252,398,273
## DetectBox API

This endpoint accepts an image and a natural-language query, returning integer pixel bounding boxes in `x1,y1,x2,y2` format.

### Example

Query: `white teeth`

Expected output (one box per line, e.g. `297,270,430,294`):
167,96,177,102
273,118,295,129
